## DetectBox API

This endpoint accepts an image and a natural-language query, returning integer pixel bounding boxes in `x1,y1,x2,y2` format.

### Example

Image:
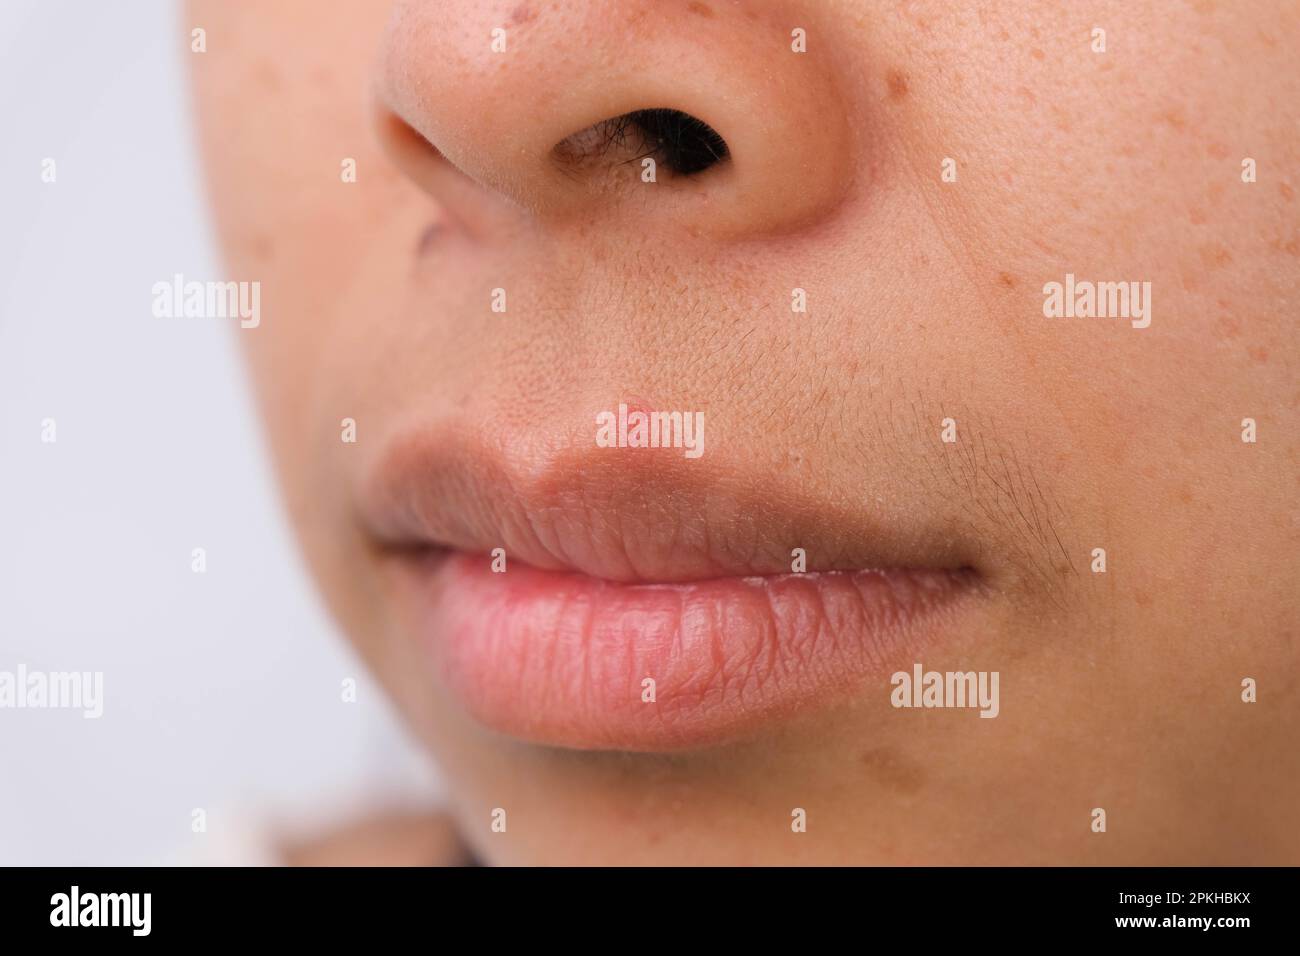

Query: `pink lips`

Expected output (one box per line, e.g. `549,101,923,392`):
383,553,977,752
362,427,983,751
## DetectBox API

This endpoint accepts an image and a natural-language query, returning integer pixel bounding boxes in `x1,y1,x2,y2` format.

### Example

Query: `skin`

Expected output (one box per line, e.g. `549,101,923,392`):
190,0,1300,864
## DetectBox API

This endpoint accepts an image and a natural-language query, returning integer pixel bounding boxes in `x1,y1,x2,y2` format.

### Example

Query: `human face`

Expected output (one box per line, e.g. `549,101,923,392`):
190,0,1300,864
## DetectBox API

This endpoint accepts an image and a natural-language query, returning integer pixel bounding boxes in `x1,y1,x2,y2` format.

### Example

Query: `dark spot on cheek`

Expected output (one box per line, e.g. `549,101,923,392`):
248,233,275,261
688,1,715,16
859,747,927,796
886,68,910,100
1161,107,1188,132
507,4,536,27
1200,243,1233,269
998,271,1018,289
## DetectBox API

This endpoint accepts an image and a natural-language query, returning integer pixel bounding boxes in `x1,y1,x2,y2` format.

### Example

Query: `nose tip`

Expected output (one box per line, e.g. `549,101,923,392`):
373,0,854,238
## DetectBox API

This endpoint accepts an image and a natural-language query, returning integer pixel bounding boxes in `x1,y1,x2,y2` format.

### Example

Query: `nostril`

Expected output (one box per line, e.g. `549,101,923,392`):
629,109,730,175
553,108,730,177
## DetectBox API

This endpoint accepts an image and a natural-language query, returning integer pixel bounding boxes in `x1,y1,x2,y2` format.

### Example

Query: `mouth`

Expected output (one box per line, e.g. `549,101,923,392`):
358,425,988,752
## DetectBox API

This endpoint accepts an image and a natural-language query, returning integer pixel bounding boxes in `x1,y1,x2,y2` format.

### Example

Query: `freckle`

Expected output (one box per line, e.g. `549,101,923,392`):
1134,589,1153,607
249,233,274,261
1189,207,1206,225
1248,346,1269,364
1161,108,1187,132
687,1,714,17
1280,182,1295,202
998,271,1017,289
1206,141,1229,160
507,4,536,27
1200,243,1232,269
1178,487,1194,504
860,747,926,796
1030,47,1045,61
886,68,910,100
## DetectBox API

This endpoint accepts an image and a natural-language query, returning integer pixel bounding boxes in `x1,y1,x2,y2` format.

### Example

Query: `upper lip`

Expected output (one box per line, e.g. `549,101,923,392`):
358,423,981,584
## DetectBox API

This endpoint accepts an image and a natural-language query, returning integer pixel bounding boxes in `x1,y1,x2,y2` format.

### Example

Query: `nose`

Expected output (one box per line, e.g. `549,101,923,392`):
373,0,854,238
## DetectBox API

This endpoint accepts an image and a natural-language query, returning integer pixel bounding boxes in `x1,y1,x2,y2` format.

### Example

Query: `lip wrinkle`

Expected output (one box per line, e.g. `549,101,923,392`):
391,555,980,751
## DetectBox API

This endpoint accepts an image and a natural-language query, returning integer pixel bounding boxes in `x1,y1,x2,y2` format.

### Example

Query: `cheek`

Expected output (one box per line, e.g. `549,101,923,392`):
191,5,406,463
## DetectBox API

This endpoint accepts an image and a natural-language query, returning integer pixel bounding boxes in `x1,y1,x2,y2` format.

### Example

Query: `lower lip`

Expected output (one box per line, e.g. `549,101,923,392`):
390,552,977,751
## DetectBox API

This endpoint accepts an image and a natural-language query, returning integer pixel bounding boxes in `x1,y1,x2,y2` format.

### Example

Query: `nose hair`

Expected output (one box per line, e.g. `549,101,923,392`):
373,0,854,238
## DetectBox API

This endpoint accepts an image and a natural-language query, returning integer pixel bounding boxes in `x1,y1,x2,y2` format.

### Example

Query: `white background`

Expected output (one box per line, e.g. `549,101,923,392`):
0,1,439,865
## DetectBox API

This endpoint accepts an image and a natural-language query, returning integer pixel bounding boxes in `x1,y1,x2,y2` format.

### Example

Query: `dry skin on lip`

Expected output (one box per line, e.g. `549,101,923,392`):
408,556,983,751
